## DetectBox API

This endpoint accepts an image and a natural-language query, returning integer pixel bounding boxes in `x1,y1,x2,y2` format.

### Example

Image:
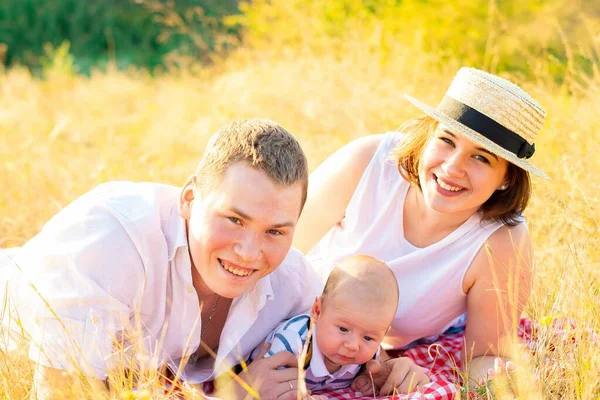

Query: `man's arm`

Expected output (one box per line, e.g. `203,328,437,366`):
16,200,146,396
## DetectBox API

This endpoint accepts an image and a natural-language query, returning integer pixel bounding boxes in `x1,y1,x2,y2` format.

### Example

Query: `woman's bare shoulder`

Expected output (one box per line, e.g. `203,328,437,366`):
487,222,531,253
463,222,532,293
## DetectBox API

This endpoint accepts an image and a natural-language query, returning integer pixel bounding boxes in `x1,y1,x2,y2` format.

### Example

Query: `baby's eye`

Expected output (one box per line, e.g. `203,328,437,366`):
363,336,374,342
338,326,348,333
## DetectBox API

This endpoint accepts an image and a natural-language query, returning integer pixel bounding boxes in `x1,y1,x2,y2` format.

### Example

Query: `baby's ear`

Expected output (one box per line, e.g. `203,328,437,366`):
311,296,322,320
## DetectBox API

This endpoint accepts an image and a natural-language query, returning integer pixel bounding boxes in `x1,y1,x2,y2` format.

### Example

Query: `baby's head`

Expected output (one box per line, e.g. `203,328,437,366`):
311,255,399,373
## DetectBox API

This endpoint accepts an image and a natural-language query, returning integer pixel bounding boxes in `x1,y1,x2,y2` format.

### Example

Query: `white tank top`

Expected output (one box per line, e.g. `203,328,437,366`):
307,132,505,349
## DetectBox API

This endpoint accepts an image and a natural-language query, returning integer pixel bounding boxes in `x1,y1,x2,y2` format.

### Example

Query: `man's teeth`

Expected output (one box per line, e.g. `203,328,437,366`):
221,260,253,276
436,177,463,192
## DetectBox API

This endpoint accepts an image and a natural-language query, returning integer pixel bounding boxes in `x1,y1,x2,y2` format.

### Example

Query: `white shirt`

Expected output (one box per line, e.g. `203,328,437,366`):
262,314,370,391
0,181,320,382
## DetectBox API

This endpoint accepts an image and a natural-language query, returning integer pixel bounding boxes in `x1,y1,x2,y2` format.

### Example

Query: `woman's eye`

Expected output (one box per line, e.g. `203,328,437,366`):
228,217,241,225
338,326,348,332
474,155,490,164
439,137,454,146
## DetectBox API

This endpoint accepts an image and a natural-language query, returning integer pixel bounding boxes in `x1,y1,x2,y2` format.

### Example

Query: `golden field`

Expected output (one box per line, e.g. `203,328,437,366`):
1,10,599,398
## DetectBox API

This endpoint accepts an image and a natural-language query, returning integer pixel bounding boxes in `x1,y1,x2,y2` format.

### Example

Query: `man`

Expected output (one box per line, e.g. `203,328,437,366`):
1,119,321,399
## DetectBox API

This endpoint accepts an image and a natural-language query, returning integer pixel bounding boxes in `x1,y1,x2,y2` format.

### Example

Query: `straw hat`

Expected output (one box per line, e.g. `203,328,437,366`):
405,67,548,179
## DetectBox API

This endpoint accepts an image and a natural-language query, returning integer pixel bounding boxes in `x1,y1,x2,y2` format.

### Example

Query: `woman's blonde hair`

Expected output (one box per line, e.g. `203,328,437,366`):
391,116,531,226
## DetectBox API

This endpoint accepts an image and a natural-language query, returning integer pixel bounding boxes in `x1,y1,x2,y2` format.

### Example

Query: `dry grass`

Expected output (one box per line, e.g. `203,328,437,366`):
0,39,599,398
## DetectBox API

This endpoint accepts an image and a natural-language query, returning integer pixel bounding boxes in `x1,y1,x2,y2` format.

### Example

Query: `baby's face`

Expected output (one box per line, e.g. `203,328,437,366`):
312,296,394,373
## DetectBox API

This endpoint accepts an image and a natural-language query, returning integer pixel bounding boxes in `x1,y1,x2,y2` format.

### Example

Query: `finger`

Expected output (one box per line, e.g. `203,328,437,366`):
419,373,431,385
505,360,516,372
272,367,301,383
397,372,422,394
350,374,369,391
380,361,409,396
265,351,299,369
360,383,374,396
494,358,505,374
365,359,382,374
358,378,374,395
276,384,302,400
255,342,272,359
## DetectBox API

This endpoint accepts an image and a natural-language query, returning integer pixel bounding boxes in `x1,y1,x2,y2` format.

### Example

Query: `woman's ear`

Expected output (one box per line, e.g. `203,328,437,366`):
311,296,323,321
179,175,197,219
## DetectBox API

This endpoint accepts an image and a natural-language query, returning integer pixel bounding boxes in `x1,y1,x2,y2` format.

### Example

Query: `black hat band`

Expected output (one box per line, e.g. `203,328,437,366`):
437,96,535,159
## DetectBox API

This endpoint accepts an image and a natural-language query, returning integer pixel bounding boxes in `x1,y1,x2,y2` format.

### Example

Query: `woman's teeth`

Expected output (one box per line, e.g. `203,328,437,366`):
220,260,253,276
436,176,464,192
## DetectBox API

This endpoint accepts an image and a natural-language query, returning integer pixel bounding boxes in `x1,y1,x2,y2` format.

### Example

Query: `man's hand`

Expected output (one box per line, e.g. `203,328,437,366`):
350,357,430,396
216,344,309,400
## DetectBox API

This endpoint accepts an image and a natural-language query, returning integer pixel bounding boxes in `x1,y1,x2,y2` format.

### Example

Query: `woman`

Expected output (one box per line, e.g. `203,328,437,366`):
294,67,546,387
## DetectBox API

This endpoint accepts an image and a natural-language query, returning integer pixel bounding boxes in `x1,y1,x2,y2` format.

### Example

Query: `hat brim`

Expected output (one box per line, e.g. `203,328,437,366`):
404,94,549,179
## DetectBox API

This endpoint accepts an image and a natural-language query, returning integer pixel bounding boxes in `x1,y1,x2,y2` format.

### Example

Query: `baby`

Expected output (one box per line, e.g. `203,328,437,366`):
261,255,400,392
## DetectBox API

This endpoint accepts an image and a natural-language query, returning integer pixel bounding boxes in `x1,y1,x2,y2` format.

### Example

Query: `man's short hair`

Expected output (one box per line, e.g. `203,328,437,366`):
195,119,309,211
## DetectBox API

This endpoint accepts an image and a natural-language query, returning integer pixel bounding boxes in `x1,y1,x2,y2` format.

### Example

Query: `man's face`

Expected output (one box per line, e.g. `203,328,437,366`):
179,162,304,299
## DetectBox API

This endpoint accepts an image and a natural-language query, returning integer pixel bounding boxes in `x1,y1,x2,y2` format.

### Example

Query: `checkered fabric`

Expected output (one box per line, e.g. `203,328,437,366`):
310,318,535,400
180,318,541,399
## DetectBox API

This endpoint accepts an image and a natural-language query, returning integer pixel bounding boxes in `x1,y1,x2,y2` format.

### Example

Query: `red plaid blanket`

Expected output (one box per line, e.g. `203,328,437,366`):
193,318,547,399
291,318,535,400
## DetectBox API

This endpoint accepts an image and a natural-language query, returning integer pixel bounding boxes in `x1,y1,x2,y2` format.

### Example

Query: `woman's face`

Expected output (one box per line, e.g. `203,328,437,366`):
418,124,508,218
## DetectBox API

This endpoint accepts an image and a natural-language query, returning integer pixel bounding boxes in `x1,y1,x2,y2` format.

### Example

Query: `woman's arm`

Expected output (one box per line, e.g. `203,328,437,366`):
293,134,384,253
462,223,533,379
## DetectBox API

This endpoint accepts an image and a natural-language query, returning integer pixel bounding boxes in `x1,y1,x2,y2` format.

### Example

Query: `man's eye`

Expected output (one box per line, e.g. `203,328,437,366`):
338,327,348,332
267,229,283,236
228,217,241,225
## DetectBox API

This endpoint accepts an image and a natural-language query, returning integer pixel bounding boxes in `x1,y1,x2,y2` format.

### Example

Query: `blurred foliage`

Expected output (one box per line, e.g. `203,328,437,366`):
1,0,599,84
0,0,241,74
233,0,600,85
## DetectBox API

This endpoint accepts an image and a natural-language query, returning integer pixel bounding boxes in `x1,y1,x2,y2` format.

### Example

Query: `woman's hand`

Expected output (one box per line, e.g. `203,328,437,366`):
350,357,430,396
482,357,515,384
464,357,520,399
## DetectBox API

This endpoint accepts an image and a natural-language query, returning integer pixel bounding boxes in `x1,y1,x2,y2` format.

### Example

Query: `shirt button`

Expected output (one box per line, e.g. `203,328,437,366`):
187,286,195,293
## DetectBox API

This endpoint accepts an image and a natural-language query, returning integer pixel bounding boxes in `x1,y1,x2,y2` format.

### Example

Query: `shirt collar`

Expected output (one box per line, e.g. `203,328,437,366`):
308,324,362,378
165,206,188,261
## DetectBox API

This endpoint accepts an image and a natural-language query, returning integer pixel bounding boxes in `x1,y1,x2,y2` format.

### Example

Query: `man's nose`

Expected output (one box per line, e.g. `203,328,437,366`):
233,232,262,263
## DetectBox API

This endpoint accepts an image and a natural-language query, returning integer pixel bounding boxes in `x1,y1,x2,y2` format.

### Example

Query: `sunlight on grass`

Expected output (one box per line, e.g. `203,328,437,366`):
1,14,599,399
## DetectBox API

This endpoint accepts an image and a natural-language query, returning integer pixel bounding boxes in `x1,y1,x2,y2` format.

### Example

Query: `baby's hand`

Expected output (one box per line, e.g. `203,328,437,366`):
351,357,430,396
